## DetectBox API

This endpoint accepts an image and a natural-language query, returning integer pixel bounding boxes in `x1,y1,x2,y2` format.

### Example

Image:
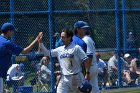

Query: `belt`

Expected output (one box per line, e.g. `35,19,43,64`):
63,72,79,76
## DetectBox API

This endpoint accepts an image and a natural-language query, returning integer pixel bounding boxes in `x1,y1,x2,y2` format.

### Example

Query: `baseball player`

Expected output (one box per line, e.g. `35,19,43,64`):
73,22,87,52
0,22,42,93
74,21,100,93
38,29,91,93
73,21,88,76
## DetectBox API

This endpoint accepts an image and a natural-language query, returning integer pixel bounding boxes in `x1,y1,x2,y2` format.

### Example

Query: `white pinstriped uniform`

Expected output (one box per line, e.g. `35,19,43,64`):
82,35,100,93
40,42,88,93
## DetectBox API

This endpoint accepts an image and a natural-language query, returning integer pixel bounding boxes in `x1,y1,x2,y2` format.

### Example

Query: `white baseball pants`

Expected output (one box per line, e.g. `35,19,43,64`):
90,64,101,93
57,72,85,93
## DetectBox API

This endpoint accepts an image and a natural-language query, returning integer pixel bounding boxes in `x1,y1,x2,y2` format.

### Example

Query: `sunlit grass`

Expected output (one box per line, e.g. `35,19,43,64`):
102,89,140,93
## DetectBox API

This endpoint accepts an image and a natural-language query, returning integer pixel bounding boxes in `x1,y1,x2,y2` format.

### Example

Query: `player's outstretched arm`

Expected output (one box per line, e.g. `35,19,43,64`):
21,32,43,54
37,32,50,56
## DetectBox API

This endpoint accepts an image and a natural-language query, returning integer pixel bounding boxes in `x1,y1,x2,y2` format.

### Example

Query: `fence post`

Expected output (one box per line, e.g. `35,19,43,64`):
115,0,122,88
48,0,55,93
122,0,127,53
10,0,15,42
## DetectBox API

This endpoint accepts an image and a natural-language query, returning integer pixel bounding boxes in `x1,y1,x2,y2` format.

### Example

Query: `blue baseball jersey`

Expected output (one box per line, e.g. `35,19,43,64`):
72,35,87,52
0,35,23,78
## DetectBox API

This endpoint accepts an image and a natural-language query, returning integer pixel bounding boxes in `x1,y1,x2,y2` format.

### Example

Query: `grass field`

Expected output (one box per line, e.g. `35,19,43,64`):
102,87,140,93
113,90,140,93
5,84,140,93
103,90,140,93
102,90,140,93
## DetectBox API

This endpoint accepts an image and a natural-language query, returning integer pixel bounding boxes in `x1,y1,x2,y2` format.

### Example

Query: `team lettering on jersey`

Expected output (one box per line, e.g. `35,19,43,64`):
60,53,74,59
60,53,74,67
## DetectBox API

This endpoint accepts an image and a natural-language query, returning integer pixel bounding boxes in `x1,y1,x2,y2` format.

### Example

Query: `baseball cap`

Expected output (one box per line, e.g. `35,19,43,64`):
1,22,15,32
74,21,90,29
124,53,131,58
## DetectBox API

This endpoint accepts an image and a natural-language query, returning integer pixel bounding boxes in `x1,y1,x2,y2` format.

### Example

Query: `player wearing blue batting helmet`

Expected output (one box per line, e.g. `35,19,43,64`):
0,22,42,93
74,21,91,36
73,21,90,52
78,80,92,93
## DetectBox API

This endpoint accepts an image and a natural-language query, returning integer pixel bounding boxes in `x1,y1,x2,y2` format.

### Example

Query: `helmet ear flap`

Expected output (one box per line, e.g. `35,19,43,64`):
78,80,92,93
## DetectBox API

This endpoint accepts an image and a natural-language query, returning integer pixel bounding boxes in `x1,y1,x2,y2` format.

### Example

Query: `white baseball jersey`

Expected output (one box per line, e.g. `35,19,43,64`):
82,35,97,65
40,65,51,81
82,35,100,93
97,59,107,73
40,42,88,75
7,64,23,80
41,65,51,75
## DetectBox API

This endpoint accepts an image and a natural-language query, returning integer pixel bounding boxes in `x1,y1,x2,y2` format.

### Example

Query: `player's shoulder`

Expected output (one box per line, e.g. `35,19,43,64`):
56,45,64,49
72,35,79,41
73,35,84,42
83,35,93,42
71,42,78,47
71,43,81,49
0,35,11,44
83,35,91,39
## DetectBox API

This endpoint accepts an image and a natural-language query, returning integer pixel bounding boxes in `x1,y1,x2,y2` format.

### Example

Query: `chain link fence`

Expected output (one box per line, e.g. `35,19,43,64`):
0,0,140,93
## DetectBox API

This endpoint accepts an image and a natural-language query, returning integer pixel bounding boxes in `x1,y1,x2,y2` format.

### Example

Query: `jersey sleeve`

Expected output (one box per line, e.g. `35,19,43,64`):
51,48,59,57
7,41,23,56
39,43,59,57
76,45,88,63
83,36,95,58
39,43,50,56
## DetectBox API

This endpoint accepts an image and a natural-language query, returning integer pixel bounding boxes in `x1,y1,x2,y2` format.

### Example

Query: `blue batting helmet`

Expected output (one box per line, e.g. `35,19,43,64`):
1,22,15,32
78,80,92,93
74,21,90,29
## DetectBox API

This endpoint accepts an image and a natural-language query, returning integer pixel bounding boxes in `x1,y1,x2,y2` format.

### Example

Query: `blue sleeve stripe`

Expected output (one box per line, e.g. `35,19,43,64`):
87,55,93,58
86,53,93,55
81,57,88,62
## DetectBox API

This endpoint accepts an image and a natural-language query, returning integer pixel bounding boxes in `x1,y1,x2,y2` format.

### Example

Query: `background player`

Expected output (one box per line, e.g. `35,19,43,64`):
73,21,88,76
73,21,87,52
74,21,100,93
0,22,42,93
38,29,91,93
